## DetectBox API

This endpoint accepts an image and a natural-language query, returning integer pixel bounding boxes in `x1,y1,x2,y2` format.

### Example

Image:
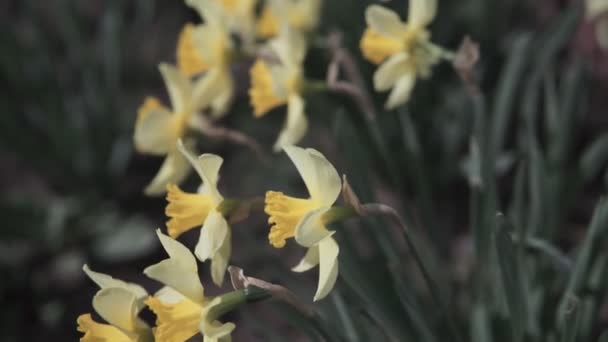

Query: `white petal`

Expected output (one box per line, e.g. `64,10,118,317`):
408,0,437,28
83,265,148,304
294,207,333,248
210,227,231,286
159,63,192,113
282,145,341,206
273,95,308,152
292,245,320,272
208,74,234,119
144,150,192,196
373,52,410,91
92,288,139,332
270,28,307,65
194,211,229,262
133,108,175,156
313,237,340,301
365,5,408,38
143,230,205,303
154,286,185,304
176,140,224,205
385,72,416,110
191,68,227,112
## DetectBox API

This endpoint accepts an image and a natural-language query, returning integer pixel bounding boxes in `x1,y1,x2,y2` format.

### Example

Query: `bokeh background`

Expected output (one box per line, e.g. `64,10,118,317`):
2,0,608,340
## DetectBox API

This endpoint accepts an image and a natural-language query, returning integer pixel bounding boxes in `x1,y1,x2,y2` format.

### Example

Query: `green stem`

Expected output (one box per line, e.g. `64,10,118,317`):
362,203,464,342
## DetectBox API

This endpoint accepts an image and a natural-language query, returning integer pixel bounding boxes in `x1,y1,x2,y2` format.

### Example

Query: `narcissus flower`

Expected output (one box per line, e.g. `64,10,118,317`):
256,0,322,38
360,0,444,109
144,230,235,341
587,0,608,49
249,29,308,151
165,139,231,286
77,265,152,342
134,63,221,196
177,0,236,117
265,146,341,301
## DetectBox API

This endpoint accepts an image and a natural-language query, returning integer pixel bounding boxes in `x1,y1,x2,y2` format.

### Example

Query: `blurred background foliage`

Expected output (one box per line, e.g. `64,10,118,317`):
2,0,608,340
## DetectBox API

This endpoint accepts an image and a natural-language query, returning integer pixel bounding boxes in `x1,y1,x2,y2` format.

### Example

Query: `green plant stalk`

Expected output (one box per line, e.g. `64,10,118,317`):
361,203,464,342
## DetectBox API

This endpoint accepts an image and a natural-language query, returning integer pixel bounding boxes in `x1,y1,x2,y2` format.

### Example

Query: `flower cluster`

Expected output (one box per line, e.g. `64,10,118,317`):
79,0,454,340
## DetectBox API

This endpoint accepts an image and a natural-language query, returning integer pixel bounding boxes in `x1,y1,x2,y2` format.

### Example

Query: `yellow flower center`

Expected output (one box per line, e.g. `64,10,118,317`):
166,184,216,238
256,6,279,38
360,28,403,65
177,23,209,77
145,296,203,342
77,314,137,342
249,60,289,117
265,191,318,248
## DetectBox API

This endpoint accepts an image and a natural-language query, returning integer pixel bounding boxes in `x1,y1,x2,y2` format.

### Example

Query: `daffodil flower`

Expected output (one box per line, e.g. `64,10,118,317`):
249,29,309,151
587,0,608,49
144,230,235,341
360,0,444,109
165,139,231,286
134,62,223,196
77,265,152,342
257,0,322,38
265,146,341,301
176,0,236,117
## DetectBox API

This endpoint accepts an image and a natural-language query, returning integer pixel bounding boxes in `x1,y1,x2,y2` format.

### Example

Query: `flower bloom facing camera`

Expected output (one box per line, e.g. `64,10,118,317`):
256,0,322,38
177,0,236,117
134,64,204,196
360,0,445,109
144,230,236,341
165,139,231,286
250,29,309,151
264,146,341,301
76,265,152,341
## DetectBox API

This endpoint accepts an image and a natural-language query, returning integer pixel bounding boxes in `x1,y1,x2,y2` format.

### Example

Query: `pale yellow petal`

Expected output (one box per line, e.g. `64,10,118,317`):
273,95,308,152
294,207,333,248
143,230,205,303
194,211,229,262
133,106,175,156
270,28,307,65
144,149,192,196
191,68,230,112
282,144,341,206
588,0,608,17
385,72,416,110
313,237,340,301
176,140,224,205
92,288,139,332
83,265,148,308
292,245,319,272
289,0,322,32
154,286,185,304
408,0,437,28
159,63,192,114
210,226,231,286
77,314,137,342
208,73,234,119
365,5,408,38
200,297,236,340
373,52,410,91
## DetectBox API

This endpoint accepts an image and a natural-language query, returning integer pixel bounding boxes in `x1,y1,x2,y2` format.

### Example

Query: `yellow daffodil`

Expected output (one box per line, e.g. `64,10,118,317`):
77,265,152,342
165,139,231,286
587,0,608,49
144,230,235,341
249,29,309,151
265,146,341,301
176,0,236,117
135,62,223,196
257,0,322,38
360,0,443,109
216,0,257,45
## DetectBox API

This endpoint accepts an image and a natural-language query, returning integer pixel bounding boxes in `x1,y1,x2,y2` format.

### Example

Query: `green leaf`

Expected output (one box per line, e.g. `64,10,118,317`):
557,294,580,342
495,215,528,342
